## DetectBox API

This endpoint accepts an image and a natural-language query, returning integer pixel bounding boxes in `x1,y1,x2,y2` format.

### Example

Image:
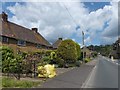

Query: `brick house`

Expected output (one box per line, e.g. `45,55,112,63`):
0,12,52,53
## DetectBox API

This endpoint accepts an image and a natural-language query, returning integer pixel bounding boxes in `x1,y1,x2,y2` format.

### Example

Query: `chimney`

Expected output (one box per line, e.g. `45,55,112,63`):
32,28,38,33
2,12,8,22
58,38,62,40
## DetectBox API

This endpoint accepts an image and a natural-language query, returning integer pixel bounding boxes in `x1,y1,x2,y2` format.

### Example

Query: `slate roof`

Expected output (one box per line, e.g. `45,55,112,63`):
0,12,51,47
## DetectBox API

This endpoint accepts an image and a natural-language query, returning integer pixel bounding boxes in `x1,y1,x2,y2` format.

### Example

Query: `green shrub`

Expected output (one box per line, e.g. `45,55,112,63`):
50,51,57,60
42,56,51,64
0,46,24,79
57,39,78,64
19,51,28,59
45,50,53,56
75,43,81,60
85,58,91,63
0,46,14,73
56,58,64,68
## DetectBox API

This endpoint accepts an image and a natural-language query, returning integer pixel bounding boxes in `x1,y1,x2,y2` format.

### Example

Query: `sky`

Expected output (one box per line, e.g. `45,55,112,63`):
1,0,119,46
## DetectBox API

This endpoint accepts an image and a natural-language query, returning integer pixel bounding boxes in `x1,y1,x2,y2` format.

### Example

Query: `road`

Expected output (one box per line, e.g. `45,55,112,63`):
39,56,119,88
82,56,119,88
39,59,97,88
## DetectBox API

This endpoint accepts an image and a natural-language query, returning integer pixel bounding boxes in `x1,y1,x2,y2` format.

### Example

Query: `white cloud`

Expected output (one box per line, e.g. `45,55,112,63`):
101,2,118,44
6,1,118,45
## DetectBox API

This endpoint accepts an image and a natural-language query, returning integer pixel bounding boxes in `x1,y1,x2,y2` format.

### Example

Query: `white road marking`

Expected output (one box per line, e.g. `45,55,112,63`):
81,65,97,88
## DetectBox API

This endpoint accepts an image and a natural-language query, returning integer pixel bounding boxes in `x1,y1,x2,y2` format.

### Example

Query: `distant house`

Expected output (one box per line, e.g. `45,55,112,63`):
0,12,52,53
110,38,120,59
81,47,92,58
52,38,63,49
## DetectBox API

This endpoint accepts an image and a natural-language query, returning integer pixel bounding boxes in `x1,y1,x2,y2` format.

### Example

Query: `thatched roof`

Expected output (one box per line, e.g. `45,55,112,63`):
0,12,51,47
52,38,63,49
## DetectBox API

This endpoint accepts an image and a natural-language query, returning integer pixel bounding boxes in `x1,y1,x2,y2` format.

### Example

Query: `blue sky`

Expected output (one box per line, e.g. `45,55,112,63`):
1,1,118,46
83,2,111,12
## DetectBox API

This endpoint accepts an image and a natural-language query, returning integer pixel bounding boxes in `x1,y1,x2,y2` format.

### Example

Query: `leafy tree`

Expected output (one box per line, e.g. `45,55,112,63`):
0,46,14,74
87,45,112,57
0,46,23,80
57,39,78,64
49,51,57,64
75,43,81,60
10,55,23,80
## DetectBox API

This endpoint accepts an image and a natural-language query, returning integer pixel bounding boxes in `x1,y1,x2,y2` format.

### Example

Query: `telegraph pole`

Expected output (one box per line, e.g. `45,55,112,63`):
82,31,85,63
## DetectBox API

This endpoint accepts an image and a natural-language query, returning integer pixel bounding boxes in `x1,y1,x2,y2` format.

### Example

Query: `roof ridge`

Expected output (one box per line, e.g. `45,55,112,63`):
1,16,51,46
9,21,33,32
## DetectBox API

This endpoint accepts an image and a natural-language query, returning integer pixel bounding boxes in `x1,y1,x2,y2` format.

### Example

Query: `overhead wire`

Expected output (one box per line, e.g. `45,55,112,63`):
57,2,79,27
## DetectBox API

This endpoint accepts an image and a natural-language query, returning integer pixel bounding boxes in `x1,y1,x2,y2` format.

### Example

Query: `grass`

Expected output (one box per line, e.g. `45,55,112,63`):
2,77,41,88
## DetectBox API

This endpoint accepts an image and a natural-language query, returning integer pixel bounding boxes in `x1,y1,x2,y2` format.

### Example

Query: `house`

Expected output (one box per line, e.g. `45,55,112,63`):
110,38,120,59
81,47,92,58
52,38,63,49
0,12,52,53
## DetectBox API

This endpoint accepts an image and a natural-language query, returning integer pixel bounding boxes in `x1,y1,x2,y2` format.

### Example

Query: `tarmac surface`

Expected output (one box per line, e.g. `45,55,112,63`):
39,59,97,88
82,56,119,88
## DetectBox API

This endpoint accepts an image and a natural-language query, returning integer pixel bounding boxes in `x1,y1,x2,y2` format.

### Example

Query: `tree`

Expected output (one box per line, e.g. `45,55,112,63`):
10,55,23,80
0,46,24,80
0,46,14,75
75,43,81,60
57,39,78,64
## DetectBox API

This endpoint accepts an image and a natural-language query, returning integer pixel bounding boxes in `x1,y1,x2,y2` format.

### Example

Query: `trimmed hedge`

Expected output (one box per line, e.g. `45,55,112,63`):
57,39,79,64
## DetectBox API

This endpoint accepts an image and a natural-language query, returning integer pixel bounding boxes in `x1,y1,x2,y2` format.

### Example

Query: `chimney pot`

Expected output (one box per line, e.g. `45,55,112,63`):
59,38,62,40
2,12,8,22
32,28,38,33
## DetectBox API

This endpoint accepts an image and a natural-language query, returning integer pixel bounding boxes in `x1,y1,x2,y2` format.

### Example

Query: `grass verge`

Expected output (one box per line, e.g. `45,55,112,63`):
2,77,41,88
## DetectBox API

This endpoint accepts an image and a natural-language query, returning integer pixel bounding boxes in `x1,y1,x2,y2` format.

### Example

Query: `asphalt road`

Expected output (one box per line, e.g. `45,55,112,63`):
82,56,119,88
39,59,97,88
39,56,119,88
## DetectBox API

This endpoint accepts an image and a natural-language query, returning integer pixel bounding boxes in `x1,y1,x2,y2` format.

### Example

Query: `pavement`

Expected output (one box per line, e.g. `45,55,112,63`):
38,59,97,88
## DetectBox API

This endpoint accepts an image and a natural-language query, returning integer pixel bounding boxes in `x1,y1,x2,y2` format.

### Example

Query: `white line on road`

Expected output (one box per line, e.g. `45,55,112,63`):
81,65,97,88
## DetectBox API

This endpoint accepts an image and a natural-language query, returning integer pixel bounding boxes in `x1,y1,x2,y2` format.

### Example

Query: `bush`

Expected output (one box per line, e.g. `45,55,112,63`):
0,46,24,80
57,39,78,64
85,58,91,63
56,58,64,68
49,51,58,64
0,46,14,73
75,43,81,60
50,51,57,60
41,56,51,64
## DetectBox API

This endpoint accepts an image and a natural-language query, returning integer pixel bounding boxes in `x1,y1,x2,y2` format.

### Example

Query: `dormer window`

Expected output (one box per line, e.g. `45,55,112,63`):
17,40,26,46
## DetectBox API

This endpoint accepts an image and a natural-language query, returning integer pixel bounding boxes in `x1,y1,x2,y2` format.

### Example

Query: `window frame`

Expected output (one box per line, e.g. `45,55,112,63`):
36,44,42,48
17,40,26,46
2,36,8,43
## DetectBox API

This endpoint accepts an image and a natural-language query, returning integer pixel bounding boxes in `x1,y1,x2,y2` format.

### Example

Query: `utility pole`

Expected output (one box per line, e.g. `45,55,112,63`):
82,31,85,63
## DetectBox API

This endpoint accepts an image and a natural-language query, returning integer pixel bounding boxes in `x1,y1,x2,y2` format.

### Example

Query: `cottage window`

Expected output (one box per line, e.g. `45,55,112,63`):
2,36,8,43
37,44,42,48
17,40,26,46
